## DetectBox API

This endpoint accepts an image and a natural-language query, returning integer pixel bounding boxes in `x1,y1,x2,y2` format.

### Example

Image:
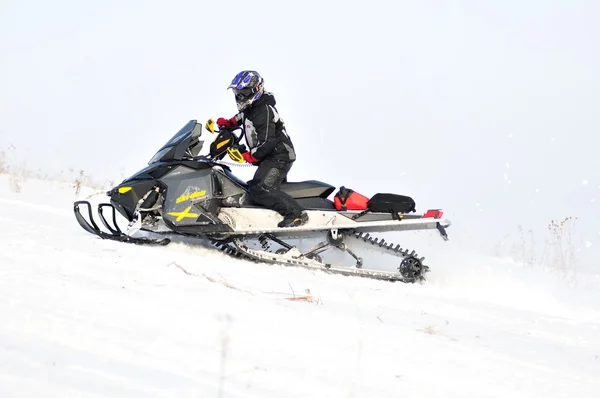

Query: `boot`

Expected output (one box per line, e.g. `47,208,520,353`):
278,211,309,228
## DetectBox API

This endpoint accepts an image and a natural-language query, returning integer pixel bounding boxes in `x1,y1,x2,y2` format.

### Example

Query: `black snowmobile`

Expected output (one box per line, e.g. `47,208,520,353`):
73,120,451,283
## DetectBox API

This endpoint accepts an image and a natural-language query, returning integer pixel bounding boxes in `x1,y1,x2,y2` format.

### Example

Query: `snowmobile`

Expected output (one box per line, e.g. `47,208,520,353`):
73,119,451,283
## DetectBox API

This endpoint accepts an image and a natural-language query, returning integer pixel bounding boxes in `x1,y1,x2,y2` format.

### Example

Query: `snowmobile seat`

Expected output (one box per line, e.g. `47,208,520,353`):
220,168,334,199
279,180,336,199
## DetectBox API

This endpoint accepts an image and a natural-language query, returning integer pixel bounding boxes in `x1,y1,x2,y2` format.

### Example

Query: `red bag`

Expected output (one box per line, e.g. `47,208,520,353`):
334,186,369,211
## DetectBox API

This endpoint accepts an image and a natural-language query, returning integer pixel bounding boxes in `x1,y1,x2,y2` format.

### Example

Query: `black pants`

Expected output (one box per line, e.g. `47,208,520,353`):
247,158,304,217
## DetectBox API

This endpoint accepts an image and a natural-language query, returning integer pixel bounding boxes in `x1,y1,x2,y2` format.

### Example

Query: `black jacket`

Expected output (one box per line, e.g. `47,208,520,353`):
232,93,296,163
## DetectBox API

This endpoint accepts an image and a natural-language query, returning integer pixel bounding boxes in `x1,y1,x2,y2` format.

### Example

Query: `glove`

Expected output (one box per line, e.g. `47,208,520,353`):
242,151,259,164
217,117,237,129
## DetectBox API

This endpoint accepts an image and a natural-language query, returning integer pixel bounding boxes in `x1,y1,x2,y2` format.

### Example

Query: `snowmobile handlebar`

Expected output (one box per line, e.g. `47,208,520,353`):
205,118,241,135
204,118,246,163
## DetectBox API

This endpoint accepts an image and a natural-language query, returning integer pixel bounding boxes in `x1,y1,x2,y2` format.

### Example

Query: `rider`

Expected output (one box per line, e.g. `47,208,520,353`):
216,70,309,228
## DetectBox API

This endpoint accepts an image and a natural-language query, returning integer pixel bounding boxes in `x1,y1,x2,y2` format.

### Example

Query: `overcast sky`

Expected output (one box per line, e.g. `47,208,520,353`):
1,0,598,265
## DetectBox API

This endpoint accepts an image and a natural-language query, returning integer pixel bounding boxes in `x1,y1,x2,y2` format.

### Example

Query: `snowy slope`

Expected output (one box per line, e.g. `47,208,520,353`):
1,174,599,398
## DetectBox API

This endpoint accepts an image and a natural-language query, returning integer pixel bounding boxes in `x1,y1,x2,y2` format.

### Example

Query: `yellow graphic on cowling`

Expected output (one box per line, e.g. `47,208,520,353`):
227,147,244,163
206,118,216,134
168,206,199,222
118,187,132,194
216,139,231,149
176,190,206,204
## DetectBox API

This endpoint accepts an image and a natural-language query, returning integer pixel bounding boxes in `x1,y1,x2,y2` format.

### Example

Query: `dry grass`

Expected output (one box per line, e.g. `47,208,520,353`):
516,225,537,267
9,172,22,193
1,145,114,197
284,287,320,303
500,216,582,280
73,170,86,196
0,150,7,174
284,284,322,304
0,145,25,193
540,216,579,278
167,261,256,294
168,262,323,304
417,325,438,335
72,169,111,198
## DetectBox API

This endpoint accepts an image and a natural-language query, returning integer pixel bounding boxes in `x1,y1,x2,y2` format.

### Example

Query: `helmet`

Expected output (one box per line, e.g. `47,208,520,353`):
227,70,264,111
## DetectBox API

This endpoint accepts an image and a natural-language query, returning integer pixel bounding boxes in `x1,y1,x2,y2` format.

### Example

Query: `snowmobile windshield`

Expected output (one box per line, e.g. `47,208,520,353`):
148,120,203,164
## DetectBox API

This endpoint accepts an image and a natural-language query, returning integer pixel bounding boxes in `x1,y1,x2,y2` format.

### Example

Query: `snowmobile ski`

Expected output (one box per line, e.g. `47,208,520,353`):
73,201,170,246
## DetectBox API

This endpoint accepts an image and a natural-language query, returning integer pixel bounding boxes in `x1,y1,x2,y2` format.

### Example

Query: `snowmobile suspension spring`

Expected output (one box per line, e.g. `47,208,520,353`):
258,234,270,250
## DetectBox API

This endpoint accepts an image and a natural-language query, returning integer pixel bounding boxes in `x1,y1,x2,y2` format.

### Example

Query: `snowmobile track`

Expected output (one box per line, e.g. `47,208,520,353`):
207,230,428,283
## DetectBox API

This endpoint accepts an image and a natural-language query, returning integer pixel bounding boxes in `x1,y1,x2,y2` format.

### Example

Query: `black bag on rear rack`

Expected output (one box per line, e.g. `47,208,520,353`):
368,193,416,216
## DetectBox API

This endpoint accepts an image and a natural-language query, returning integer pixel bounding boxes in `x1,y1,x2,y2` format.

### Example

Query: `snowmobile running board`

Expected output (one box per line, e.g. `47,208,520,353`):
73,200,447,283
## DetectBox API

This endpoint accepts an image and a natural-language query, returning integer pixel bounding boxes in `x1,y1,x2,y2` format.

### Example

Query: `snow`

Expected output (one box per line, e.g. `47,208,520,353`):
1,175,599,398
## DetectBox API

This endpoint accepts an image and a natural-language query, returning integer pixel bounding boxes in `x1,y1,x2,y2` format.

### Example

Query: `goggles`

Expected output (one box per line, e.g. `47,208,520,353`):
233,87,254,102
